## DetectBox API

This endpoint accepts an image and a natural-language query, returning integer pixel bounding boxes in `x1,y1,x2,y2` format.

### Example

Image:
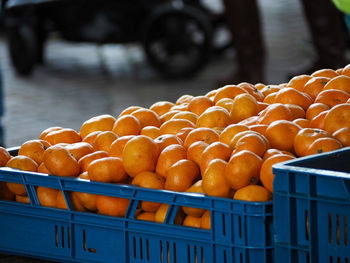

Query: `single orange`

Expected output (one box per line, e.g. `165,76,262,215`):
213,85,248,104
39,127,63,140
188,96,214,116
92,131,118,152
155,144,187,178
65,142,93,161
230,93,258,124
225,150,262,190
183,215,201,228
96,195,129,217
44,128,81,145
88,157,127,183
265,120,301,152
187,141,209,166
323,75,350,94
18,139,51,165
323,103,350,134
314,89,350,108
260,154,295,192
287,74,312,91
305,137,342,156
219,124,250,146
333,127,350,147
202,159,231,198
78,150,108,172
122,135,159,177
149,101,175,117
131,108,161,128
118,106,142,117
311,68,339,79
140,126,161,139
196,106,232,129
233,133,268,158
37,186,58,208
303,77,330,100
154,134,183,152
215,98,234,112
80,114,116,139
233,185,272,202
112,115,141,137
200,210,211,230
183,127,219,149
306,103,330,120
43,145,80,177
200,142,232,174
274,88,313,111
258,103,293,125
171,111,198,125
293,118,310,128
165,159,199,192
159,119,195,135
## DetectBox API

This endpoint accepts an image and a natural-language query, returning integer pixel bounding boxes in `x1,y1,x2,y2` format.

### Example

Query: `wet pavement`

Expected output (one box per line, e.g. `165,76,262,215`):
0,0,340,261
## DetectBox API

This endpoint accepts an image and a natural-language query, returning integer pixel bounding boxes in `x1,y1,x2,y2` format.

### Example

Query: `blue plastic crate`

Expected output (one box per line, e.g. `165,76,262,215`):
273,147,350,263
0,148,274,263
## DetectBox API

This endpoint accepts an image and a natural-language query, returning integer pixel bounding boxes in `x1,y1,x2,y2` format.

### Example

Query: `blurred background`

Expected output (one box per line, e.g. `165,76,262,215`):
0,0,341,148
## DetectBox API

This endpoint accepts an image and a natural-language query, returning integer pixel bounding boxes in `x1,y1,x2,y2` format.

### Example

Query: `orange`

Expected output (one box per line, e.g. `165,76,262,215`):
188,96,214,116
341,64,350,76
255,83,266,90
182,180,205,217
175,127,194,143
333,127,350,147
15,195,30,204
149,101,174,117
257,102,269,113
202,159,231,197
56,191,86,212
323,103,350,134
159,110,181,123
311,68,339,79
293,118,310,129
336,68,344,74
260,154,295,192
303,77,330,100
293,128,331,157
131,108,161,128
78,150,108,172
196,106,232,129
82,131,101,145
0,147,11,167
37,186,58,208
92,131,118,152
118,106,142,117
265,120,301,152
176,94,194,105
285,104,306,120
314,89,350,108
88,157,127,183
233,133,268,158
140,126,161,139
39,126,63,140
263,148,295,161
43,145,80,177
260,85,282,97
96,195,129,217
183,215,201,228
165,159,199,192
122,135,159,177
215,98,234,112
238,82,265,102
6,156,38,196
187,141,209,166
323,75,350,94
0,182,15,201
250,124,268,135
37,162,50,174
309,110,328,130
230,93,258,124
65,142,93,161
155,144,187,178
135,212,155,222
154,134,183,152
305,137,342,156
200,210,211,230
306,103,330,120
287,74,312,91
154,203,185,224
200,142,232,174
44,128,81,145
229,130,269,150
258,103,293,125
108,135,134,159
74,174,97,212
171,111,198,125
18,139,51,165
233,185,272,202
171,103,189,111
159,119,195,135
183,127,219,149
132,171,165,212
274,88,313,111
112,115,141,137
213,85,248,104
219,124,250,146
225,150,262,190
263,92,277,104
80,114,116,139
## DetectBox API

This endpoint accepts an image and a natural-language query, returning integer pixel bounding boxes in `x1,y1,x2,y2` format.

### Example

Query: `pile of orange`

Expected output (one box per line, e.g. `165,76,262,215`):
1,65,350,230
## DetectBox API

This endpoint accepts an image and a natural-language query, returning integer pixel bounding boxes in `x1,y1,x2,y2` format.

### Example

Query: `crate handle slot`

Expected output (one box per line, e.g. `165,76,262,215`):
336,214,340,245
224,249,227,263
55,225,58,247
160,240,163,263
345,215,348,246
305,210,309,241
147,238,150,261
140,237,143,260
329,213,333,244
82,229,97,253
173,242,177,263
